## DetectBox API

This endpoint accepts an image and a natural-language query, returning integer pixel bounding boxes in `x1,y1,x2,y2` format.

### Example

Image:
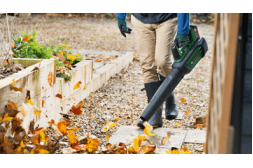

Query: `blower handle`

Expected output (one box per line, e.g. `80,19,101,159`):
171,39,180,60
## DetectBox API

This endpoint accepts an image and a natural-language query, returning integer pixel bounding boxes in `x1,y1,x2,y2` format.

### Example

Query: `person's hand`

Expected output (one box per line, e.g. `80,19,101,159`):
174,34,189,48
118,18,132,37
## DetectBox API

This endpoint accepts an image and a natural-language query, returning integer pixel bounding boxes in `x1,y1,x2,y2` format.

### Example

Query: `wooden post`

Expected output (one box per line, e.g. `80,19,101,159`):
206,13,241,154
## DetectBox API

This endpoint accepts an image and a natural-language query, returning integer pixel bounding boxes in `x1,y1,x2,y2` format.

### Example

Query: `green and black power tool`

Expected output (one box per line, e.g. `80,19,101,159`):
140,25,208,122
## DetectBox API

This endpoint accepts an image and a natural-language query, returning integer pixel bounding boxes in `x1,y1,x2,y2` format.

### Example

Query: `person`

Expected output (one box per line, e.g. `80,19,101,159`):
116,13,190,128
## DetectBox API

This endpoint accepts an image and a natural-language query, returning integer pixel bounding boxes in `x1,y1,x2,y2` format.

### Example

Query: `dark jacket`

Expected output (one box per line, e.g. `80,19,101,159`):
116,13,189,34
131,13,177,24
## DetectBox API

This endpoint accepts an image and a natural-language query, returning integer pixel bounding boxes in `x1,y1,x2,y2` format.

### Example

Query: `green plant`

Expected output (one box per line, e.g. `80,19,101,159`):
56,73,72,81
12,29,53,59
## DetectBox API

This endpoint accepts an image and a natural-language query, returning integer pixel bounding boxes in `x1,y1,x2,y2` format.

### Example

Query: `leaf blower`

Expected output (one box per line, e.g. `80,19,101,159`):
140,25,208,122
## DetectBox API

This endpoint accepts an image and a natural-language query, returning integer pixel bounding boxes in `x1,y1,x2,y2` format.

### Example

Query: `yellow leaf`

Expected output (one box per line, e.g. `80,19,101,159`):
11,79,15,87
57,121,67,134
33,105,41,115
143,122,155,136
21,103,28,117
68,130,77,145
108,123,116,129
0,113,13,122
165,149,191,154
40,131,48,144
101,122,116,132
105,135,110,141
114,117,119,122
73,81,82,90
83,85,87,90
127,146,138,154
133,134,146,151
81,138,100,153
36,148,50,154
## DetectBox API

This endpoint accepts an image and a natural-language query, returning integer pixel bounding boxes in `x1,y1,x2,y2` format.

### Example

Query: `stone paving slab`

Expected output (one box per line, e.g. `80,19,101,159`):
184,130,206,143
109,126,187,154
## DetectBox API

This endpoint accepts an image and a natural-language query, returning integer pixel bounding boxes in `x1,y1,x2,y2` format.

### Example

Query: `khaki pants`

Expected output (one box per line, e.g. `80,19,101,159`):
131,15,178,83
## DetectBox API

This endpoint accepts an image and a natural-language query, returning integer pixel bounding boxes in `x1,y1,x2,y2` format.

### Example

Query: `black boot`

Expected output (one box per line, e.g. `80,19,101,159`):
137,81,163,129
160,74,178,120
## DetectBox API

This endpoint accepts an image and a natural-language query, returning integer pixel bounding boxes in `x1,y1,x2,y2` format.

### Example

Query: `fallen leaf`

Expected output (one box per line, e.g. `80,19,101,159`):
0,113,13,122
101,122,116,132
16,79,22,83
57,121,67,134
26,98,34,105
138,145,156,154
21,103,28,117
68,130,77,145
127,146,138,154
48,119,55,125
40,131,49,144
72,97,76,101
48,71,53,87
83,85,87,90
161,132,171,145
114,117,119,122
95,59,102,62
81,138,100,153
105,135,110,141
185,109,192,116
33,106,41,115
42,100,45,108
143,122,155,136
73,81,82,90
70,105,82,115
165,149,191,154
55,93,62,99
8,101,18,111
133,134,146,151
180,98,187,102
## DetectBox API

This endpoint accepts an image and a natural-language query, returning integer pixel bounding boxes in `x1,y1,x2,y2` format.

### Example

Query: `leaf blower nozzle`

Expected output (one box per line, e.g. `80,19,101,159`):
140,25,208,122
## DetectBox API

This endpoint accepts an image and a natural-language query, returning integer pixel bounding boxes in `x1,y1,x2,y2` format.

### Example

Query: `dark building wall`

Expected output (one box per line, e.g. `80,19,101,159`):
241,13,252,154
231,13,252,154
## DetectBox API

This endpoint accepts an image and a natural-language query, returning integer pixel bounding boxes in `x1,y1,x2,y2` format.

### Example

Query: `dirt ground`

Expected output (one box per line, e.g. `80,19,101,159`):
1,14,214,154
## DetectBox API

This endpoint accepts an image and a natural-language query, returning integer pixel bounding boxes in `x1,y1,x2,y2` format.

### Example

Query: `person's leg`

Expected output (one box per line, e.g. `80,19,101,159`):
155,17,179,120
155,17,178,77
131,15,158,83
131,15,163,128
